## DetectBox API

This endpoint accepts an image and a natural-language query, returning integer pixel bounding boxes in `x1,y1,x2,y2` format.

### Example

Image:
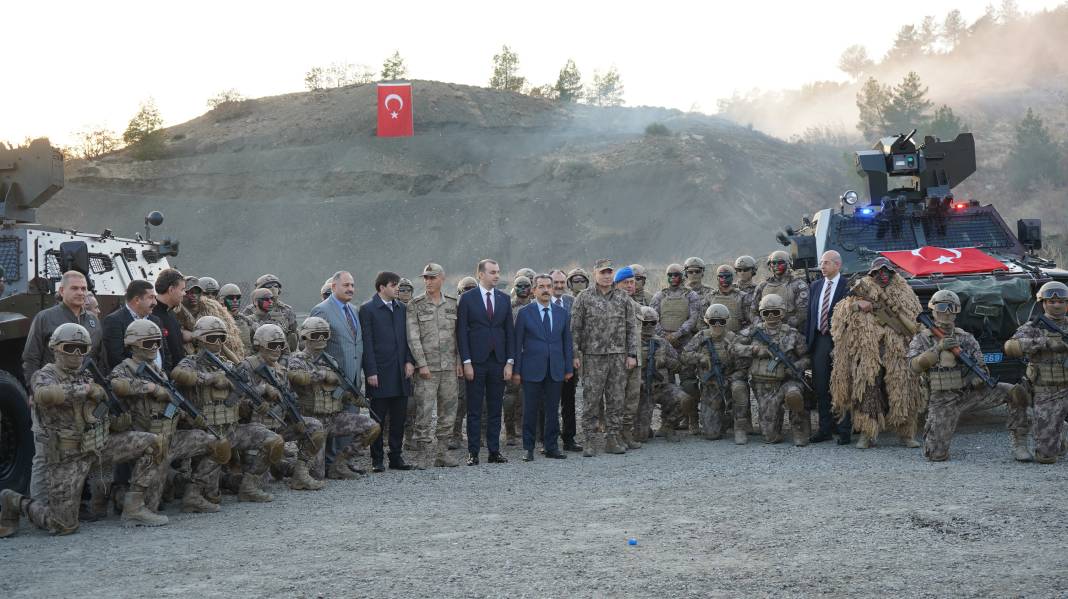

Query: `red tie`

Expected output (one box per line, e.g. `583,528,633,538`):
485,291,494,320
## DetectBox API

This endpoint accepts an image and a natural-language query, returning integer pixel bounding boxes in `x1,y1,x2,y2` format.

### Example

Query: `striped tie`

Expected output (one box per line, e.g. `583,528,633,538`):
819,281,832,335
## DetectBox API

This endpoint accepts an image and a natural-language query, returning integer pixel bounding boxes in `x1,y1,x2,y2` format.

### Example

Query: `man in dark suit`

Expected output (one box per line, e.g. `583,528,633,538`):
513,274,574,462
806,250,851,444
102,279,165,370
457,259,515,465
550,269,581,451
359,271,416,472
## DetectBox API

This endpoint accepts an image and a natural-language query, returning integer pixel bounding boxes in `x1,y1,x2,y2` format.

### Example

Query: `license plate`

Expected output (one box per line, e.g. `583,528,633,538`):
984,352,1003,364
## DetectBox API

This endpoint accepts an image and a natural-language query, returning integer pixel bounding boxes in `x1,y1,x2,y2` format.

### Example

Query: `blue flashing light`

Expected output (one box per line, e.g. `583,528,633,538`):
858,206,875,216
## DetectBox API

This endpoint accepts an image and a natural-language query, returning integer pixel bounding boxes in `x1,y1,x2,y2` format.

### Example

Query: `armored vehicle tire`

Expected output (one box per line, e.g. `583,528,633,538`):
0,371,33,494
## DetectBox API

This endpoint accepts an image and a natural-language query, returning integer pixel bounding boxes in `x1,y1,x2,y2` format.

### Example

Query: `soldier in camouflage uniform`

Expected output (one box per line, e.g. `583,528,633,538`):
199,276,220,301
683,304,752,443
397,278,414,306
220,283,256,356
171,316,288,505
1005,281,1068,464
684,257,715,304
177,277,247,362
704,265,746,333
242,274,299,351
651,263,702,432
236,324,326,495
108,320,231,512
566,267,590,296
734,255,759,331
615,267,644,449
177,276,204,355
405,263,461,469
751,251,810,333
630,264,655,306
908,290,1029,462
636,307,687,442
732,294,811,446
247,287,296,353
571,259,640,456
503,275,534,446
398,277,417,448
286,317,381,478
450,276,479,449
0,324,168,537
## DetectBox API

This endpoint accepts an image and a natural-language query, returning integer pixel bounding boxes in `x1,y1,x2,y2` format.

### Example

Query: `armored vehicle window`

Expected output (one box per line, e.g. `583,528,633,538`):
921,211,1013,249
0,237,19,282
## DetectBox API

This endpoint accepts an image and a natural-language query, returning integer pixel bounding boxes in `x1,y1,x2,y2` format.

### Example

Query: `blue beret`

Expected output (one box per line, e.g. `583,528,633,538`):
613,266,635,283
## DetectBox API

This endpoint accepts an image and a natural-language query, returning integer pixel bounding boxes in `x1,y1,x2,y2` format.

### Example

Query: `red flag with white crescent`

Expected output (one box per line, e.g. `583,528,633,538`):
377,83,413,137
880,246,1008,276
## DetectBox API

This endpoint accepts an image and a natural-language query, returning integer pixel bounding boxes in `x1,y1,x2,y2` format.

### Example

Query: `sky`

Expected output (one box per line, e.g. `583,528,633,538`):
4,0,1062,147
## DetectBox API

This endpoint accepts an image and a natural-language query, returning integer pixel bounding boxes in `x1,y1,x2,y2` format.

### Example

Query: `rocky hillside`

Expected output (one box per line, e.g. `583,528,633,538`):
45,81,851,310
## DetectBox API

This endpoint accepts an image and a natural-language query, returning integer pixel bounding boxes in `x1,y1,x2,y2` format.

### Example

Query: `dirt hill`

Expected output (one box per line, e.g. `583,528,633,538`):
44,81,851,310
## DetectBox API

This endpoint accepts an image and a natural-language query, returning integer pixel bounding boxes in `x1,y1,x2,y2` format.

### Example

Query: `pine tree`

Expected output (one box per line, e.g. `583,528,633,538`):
554,59,583,103
919,16,939,53
1006,108,1065,190
886,24,922,61
381,50,408,81
587,67,624,107
489,45,526,92
855,77,890,139
123,99,165,160
883,71,933,134
942,10,967,48
838,45,873,79
926,105,967,141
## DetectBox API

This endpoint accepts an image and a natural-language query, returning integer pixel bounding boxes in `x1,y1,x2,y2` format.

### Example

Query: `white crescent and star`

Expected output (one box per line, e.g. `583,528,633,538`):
910,246,962,265
384,93,404,119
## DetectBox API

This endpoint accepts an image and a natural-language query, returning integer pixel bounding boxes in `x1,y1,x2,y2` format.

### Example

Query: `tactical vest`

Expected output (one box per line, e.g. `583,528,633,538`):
659,293,690,332
245,356,287,429
297,376,344,416
761,276,796,311
927,366,964,392
1026,347,1068,387
748,329,788,383
709,291,743,332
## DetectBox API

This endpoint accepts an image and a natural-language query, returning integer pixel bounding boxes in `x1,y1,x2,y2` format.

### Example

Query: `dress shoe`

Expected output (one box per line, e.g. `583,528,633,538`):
544,450,567,459
810,431,833,444
522,450,535,462
466,453,479,466
388,458,414,471
836,436,852,446
563,442,583,452
487,452,509,464
371,462,386,473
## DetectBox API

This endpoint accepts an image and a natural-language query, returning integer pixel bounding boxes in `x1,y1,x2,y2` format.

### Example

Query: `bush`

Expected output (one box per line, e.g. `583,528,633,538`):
644,123,670,137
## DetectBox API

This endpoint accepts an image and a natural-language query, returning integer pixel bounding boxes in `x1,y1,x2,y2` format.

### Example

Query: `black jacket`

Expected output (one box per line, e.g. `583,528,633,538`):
102,305,166,371
151,302,184,371
359,295,414,399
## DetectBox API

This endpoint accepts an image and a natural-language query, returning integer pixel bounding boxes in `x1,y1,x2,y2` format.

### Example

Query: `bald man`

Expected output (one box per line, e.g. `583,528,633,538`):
806,250,851,443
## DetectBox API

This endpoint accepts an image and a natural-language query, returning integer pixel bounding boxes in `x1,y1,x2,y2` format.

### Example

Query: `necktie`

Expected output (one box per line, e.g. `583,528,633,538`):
555,298,562,308
344,304,358,338
542,306,551,335
820,280,832,335
485,291,494,320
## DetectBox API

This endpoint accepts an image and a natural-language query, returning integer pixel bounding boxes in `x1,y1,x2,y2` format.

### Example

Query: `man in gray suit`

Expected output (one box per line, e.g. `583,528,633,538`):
309,271,364,474
550,269,581,451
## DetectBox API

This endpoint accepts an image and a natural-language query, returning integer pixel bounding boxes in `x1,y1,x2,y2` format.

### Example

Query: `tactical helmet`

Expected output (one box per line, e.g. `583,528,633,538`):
124,319,163,347
630,264,646,277
1037,281,1068,301
639,306,659,323
513,275,532,288
666,263,684,276
458,276,478,295
928,289,961,313
255,274,282,289
219,283,241,298
867,257,895,275
759,293,787,312
683,257,706,271
299,316,331,351
398,277,414,291
251,287,274,305
253,323,287,362
567,267,589,282
516,268,536,281
734,255,757,270
198,277,220,295
184,276,203,292
716,264,735,277
320,279,332,298
50,323,92,370
705,303,731,322
767,250,791,266
194,316,227,351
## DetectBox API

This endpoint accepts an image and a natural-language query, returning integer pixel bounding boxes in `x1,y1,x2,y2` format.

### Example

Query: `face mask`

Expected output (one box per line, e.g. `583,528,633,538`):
873,269,893,288
223,297,241,312
56,352,83,372
760,310,783,328
570,279,588,293
771,261,788,276
1044,299,1067,319
717,274,733,289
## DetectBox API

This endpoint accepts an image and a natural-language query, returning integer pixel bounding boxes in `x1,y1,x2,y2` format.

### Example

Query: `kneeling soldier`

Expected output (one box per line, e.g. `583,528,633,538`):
636,307,688,444
1,324,168,537
683,304,751,443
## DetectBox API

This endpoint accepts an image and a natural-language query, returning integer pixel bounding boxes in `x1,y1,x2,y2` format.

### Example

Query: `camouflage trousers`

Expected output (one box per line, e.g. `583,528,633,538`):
311,410,378,478
923,382,1028,461
503,381,523,440
635,382,687,438
279,416,324,463
412,370,459,447
452,376,467,442
698,382,732,439
1032,387,1068,462
581,354,627,441
623,365,641,432
196,422,282,496
752,380,807,442
26,431,161,535
147,429,218,510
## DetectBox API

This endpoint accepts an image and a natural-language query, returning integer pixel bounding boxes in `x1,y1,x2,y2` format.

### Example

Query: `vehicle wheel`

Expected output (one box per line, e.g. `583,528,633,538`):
0,370,33,494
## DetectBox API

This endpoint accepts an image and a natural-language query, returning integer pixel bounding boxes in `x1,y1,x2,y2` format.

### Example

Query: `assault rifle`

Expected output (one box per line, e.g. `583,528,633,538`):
752,328,813,392
202,351,286,428
256,363,313,443
917,313,998,389
1033,315,1068,368
136,362,222,438
315,352,379,421
644,338,659,408
701,338,732,405
77,357,124,420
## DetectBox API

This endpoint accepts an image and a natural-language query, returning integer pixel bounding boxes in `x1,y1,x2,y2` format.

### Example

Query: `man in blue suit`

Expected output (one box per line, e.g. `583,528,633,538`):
457,259,515,465
550,269,582,452
310,271,365,476
513,274,574,461
806,250,852,444
359,271,416,472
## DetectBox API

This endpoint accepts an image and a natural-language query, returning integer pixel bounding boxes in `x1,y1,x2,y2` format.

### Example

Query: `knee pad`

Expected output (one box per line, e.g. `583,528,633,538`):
263,436,285,465
147,434,167,465
209,438,233,465
309,431,327,455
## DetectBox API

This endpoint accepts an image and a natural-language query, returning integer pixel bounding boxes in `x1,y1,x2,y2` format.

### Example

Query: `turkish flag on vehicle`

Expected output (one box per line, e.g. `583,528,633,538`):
880,246,1008,276
377,83,413,137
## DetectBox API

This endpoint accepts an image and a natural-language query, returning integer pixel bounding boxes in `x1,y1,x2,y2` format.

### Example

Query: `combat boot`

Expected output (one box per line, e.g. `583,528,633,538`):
734,429,748,445
288,461,325,491
0,489,25,538
1011,431,1034,462
582,435,596,457
899,434,921,449
435,446,459,467
622,430,642,450
657,424,679,443
89,480,109,520
181,485,220,513
238,473,273,503
856,434,871,449
605,434,626,455
793,419,810,447
328,450,359,480
121,488,169,528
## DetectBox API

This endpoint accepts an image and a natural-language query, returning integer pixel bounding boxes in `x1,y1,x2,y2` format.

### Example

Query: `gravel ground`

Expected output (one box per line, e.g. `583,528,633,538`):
2,409,1066,599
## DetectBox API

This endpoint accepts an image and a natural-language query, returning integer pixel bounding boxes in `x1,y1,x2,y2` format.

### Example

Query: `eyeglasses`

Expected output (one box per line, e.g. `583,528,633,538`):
930,303,960,314
140,339,162,350
570,278,588,285
707,318,727,327
307,332,330,341
265,341,286,351
759,310,783,318
204,334,227,344
58,343,89,355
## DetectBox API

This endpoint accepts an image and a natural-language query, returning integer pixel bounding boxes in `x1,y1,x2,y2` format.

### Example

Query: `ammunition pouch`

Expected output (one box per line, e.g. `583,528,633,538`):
202,402,239,426
79,421,109,454
298,387,343,416
135,414,178,438
1027,361,1068,388
927,367,964,392
750,357,787,383
110,413,132,433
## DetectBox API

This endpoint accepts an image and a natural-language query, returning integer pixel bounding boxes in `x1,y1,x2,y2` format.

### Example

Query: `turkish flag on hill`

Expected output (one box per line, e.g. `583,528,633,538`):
377,83,413,137
880,246,1008,276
